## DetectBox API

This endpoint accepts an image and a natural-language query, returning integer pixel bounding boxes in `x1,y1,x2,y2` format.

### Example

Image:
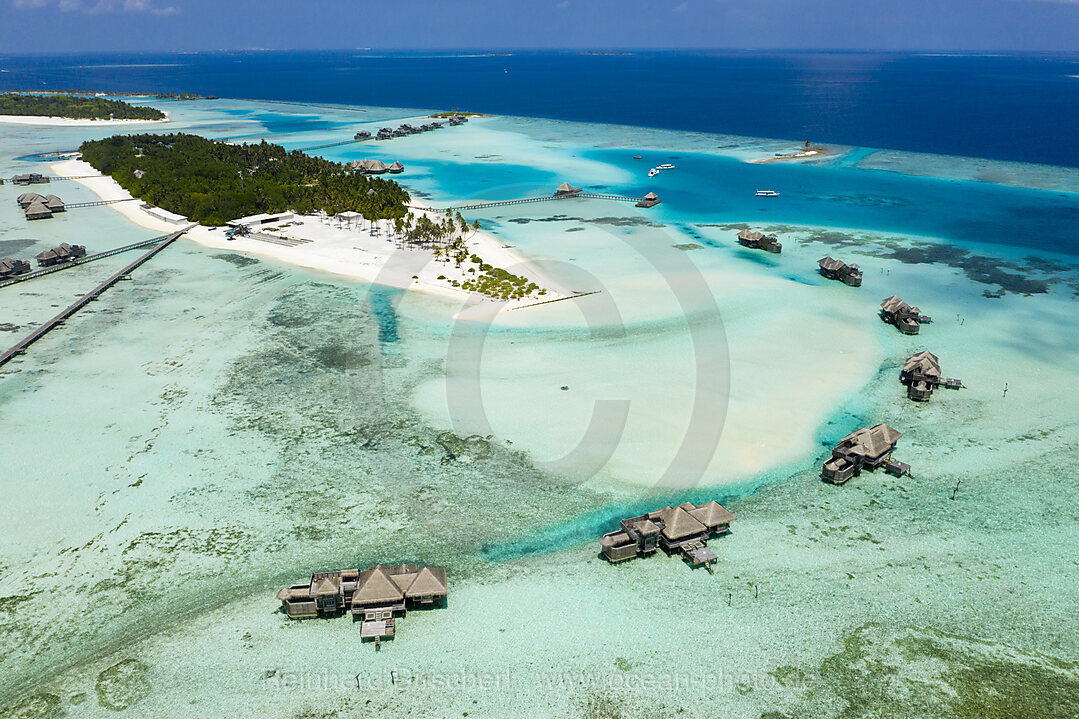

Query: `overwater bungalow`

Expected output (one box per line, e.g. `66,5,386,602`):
43,195,65,213
12,173,49,186
737,229,782,253
276,564,448,642
554,182,582,196
601,500,736,569
16,192,45,209
881,296,931,335
354,130,372,141
448,116,465,126
818,256,862,286
0,257,32,279
24,200,53,220
376,127,394,140
900,350,965,401
636,192,661,208
35,243,86,266
352,159,389,174
388,161,405,174
822,423,910,484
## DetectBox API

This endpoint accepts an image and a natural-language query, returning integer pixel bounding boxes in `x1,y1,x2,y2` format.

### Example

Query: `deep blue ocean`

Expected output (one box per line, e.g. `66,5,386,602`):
2,50,1078,168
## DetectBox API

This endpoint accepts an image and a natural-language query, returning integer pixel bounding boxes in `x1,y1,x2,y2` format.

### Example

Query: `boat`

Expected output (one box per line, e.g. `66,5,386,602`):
633,155,642,159
648,168,659,177
657,163,675,170
755,190,780,197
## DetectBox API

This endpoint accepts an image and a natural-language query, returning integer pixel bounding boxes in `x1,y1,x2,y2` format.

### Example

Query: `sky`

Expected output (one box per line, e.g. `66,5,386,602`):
2,0,1079,54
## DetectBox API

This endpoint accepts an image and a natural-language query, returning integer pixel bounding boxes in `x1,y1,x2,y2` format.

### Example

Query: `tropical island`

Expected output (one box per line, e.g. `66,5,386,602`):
0,93,166,121
79,133,411,226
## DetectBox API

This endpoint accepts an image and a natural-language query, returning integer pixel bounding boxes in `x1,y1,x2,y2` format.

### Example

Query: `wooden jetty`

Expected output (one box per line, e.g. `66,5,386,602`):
881,296,931,335
822,424,910,484
737,229,782,253
900,350,964,401
818,256,862,286
0,226,192,370
601,500,736,569
276,564,448,642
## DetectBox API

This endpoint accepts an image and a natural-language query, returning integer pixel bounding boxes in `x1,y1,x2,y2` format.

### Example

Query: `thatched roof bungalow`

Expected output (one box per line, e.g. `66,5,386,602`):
818,256,862,286
44,194,65,212
636,191,661,208
601,499,736,568
35,243,86,266
900,350,964,401
881,296,931,334
554,182,582,196
0,257,32,279
737,228,782,253
822,423,909,484
24,200,53,220
387,161,405,174
17,192,45,208
276,563,448,642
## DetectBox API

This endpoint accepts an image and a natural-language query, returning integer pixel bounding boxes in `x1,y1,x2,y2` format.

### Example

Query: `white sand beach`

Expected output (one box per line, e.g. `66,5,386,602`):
50,158,566,305
0,113,170,126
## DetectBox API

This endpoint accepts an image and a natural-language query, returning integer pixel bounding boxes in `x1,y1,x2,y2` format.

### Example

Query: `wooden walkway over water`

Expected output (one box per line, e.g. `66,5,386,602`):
410,192,648,214
0,228,191,289
0,226,192,369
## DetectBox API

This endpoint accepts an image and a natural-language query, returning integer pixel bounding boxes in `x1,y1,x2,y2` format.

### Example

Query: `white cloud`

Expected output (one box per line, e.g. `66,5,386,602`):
13,0,50,7
556,0,570,7
673,1,688,10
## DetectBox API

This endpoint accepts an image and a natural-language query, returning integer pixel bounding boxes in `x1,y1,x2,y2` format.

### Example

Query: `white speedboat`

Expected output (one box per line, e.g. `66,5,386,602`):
755,190,780,197
657,163,675,170
648,168,659,177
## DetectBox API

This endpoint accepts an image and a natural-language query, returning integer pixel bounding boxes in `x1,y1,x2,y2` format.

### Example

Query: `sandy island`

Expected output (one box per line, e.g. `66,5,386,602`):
0,113,170,127
50,158,567,307
751,146,829,164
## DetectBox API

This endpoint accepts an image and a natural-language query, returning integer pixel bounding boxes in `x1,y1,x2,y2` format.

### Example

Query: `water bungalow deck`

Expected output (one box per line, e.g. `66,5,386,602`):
600,500,736,569
276,564,448,643
822,423,911,484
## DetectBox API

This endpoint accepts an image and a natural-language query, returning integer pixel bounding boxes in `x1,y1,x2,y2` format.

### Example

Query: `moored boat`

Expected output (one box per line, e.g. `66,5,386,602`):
755,189,780,197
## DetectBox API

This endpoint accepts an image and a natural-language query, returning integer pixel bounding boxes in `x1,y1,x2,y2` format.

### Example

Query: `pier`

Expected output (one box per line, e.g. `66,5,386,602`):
0,226,193,369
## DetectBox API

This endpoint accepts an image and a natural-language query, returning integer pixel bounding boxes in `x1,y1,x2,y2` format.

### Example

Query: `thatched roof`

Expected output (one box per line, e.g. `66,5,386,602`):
25,201,52,218
310,573,341,597
643,192,658,199
388,161,404,171
818,256,845,271
555,182,581,194
44,194,64,210
17,192,44,207
689,500,736,528
881,296,910,314
406,567,448,597
738,229,764,241
353,567,404,605
657,506,708,540
840,424,902,458
903,350,941,378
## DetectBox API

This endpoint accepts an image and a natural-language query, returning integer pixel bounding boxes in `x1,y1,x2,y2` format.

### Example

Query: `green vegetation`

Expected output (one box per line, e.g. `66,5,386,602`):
389,211,544,300
79,133,410,226
429,110,485,118
0,93,165,120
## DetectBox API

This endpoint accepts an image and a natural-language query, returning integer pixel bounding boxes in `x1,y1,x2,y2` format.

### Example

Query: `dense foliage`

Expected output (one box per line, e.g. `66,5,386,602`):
79,133,410,226
0,93,165,120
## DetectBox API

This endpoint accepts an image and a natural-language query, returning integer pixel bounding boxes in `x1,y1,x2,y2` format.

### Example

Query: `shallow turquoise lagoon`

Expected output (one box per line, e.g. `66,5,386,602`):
1,98,1077,718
